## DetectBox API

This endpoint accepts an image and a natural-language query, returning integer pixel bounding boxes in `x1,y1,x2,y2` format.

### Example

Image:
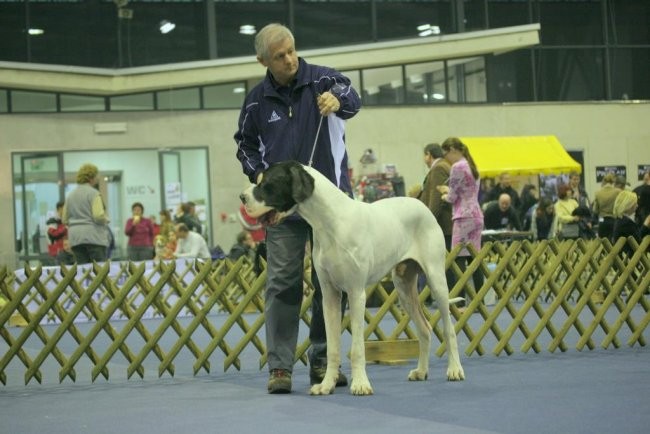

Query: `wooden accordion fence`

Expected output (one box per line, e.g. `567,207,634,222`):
1,236,648,386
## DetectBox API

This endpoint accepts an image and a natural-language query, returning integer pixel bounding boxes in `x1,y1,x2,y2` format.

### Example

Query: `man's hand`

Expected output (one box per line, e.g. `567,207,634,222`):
317,91,340,116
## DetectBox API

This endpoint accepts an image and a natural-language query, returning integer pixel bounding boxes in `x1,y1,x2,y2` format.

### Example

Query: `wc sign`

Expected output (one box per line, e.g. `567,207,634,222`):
126,184,156,197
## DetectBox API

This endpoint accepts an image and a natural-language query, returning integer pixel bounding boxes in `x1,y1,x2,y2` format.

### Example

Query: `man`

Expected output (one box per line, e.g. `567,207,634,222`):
173,223,210,259
483,193,522,231
486,172,521,212
418,143,454,291
234,23,361,393
228,230,256,262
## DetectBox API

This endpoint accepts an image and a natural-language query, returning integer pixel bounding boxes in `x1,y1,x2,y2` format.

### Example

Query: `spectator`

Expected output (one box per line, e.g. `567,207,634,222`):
124,202,155,261
568,172,591,209
615,175,629,191
519,184,538,230
56,238,76,265
486,172,521,212
418,142,454,292
633,170,650,225
483,193,522,231
174,223,210,259
62,163,110,264
228,230,257,262
46,201,67,262
175,202,202,234
612,190,650,258
554,184,580,238
530,198,557,241
438,137,484,307
234,23,360,393
592,173,621,240
156,209,175,245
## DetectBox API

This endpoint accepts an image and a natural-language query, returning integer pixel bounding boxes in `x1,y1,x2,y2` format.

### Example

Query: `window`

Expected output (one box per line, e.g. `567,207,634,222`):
361,66,404,105
157,88,200,110
110,93,155,111
203,83,247,109
11,90,57,113
60,94,106,112
0,89,7,113
404,61,447,104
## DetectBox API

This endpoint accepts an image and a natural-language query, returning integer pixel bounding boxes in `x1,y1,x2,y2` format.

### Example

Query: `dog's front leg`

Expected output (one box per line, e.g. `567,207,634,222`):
309,284,341,396
348,289,373,395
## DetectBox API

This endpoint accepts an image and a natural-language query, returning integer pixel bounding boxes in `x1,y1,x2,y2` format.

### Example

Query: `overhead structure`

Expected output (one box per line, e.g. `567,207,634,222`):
460,135,581,178
0,23,540,95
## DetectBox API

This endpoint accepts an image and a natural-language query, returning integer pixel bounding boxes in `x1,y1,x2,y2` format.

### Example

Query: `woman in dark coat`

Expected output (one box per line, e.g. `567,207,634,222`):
612,190,650,258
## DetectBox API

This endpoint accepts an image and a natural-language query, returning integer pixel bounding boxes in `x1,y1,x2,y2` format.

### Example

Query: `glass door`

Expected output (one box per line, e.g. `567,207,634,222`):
13,153,64,264
159,151,181,214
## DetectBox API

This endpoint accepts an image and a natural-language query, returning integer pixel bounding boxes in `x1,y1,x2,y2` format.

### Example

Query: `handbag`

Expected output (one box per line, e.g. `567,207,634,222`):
559,222,580,239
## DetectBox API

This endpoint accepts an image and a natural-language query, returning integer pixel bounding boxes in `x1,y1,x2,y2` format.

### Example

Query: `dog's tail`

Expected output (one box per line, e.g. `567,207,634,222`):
449,297,465,306
428,297,465,309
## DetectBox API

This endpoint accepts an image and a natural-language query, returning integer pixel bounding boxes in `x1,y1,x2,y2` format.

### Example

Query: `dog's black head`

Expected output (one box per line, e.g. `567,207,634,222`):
240,161,315,225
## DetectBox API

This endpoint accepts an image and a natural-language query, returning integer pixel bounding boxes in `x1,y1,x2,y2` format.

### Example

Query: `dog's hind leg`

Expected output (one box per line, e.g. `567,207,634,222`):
423,262,465,381
392,261,432,382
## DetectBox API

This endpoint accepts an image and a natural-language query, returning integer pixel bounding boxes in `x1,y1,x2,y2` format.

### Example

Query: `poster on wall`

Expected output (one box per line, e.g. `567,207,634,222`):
595,165,626,183
638,164,650,181
165,182,182,213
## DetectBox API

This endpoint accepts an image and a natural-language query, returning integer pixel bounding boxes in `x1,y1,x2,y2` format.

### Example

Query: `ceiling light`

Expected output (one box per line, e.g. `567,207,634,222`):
159,20,176,34
28,28,44,36
432,93,445,100
417,24,441,37
233,87,245,94
239,24,256,35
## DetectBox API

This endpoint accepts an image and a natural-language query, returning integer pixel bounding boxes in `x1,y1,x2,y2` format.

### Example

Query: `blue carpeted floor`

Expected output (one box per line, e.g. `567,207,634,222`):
1,310,649,434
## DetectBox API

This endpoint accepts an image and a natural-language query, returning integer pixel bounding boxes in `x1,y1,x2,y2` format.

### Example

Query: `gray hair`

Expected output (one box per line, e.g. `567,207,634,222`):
255,23,295,61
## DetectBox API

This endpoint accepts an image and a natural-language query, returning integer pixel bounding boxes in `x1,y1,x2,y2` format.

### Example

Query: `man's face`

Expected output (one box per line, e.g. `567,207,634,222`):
423,152,433,168
500,174,511,188
259,37,298,86
498,195,511,212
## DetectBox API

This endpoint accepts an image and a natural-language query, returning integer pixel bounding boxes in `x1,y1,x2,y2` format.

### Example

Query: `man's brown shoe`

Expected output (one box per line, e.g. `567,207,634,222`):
267,369,292,394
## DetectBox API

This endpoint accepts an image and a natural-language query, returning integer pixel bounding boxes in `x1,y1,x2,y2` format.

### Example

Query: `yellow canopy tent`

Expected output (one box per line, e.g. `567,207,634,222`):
460,135,581,178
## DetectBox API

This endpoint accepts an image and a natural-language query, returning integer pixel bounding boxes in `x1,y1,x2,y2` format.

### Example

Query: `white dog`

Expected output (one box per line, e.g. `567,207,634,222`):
240,161,464,395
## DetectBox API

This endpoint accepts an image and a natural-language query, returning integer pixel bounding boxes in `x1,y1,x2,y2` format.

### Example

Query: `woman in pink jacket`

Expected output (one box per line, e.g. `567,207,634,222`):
438,137,484,307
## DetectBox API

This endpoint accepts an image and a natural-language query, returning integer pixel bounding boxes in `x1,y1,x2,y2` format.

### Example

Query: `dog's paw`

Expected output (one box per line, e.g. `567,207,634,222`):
350,378,373,396
309,382,335,396
407,368,428,381
447,365,465,381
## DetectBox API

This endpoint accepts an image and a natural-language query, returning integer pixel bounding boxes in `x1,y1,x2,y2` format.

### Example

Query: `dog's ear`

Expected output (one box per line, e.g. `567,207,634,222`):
289,164,314,203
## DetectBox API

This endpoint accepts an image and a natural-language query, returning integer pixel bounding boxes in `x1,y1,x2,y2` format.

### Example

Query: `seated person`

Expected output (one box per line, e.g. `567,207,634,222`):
173,223,210,259
483,193,522,231
228,230,257,262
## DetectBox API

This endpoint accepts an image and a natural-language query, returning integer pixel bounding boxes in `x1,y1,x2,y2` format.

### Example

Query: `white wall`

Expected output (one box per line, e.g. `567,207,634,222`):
1,102,649,267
